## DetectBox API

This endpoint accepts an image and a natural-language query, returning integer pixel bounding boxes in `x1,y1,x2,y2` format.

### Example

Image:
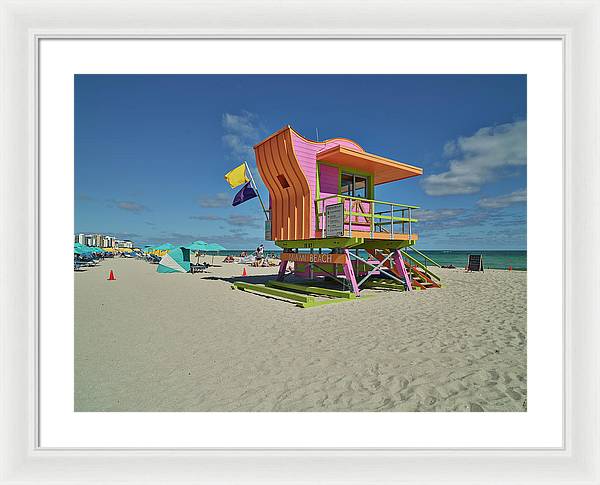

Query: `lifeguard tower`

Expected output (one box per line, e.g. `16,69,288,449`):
233,125,440,306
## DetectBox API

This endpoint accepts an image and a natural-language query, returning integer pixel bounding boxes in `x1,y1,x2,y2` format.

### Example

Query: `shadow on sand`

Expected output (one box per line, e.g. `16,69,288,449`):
202,274,280,285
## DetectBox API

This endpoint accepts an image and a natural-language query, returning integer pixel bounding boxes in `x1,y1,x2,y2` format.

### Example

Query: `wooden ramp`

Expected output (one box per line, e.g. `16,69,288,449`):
232,280,356,308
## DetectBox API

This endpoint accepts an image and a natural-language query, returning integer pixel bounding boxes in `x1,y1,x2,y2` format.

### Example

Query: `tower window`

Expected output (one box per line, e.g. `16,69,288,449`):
276,174,290,189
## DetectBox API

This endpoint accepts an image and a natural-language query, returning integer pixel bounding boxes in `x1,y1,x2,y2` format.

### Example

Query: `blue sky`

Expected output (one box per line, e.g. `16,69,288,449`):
75,74,526,250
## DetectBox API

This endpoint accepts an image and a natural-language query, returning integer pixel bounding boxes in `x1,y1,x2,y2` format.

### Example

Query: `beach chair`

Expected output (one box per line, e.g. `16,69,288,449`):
190,262,209,274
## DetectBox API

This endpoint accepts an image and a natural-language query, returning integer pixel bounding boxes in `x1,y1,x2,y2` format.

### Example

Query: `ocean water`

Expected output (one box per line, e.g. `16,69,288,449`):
215,249,527,270
408,250,527,270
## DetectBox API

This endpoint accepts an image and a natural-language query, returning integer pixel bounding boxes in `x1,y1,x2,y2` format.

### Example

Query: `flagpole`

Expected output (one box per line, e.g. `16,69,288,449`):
244,161,269,220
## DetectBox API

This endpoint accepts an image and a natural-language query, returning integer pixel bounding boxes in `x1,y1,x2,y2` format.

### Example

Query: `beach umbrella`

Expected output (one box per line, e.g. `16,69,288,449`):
206,243,227,251
154,243,175,251
74,245,90,255
148,243,175,257
74,243,96,257
157,247,191,274
184,241,210,263
184,240,209,251
204,243,227,264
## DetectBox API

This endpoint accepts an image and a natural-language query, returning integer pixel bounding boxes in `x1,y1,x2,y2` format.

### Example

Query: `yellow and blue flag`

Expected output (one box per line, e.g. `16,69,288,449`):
224,163,249,189
232,182,257,207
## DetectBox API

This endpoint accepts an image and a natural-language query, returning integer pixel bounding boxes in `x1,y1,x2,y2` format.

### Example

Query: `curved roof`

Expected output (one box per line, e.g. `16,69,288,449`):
316,145,422,185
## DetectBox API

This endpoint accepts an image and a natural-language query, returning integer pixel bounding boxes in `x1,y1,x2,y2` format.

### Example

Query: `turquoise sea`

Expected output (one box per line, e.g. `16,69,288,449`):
217,249,527,270
407,250,527,270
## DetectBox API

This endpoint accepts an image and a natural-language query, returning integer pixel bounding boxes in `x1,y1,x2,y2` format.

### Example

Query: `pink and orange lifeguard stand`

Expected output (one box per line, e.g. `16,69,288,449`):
249,125,440,300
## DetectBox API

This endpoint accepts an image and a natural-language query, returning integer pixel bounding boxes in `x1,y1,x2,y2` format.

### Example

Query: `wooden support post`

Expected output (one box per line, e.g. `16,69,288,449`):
392,249,412,291
342,249,360,296
277,259,288,281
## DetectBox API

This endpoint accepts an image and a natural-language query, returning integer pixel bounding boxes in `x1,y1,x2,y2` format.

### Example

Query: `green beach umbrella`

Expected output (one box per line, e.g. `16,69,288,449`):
74,243,94,255
205,243,227,252
184,240,210,264
184,240,209,251
74,245,88,255
154,243,175,251
204,243,227,264
157,247,191,274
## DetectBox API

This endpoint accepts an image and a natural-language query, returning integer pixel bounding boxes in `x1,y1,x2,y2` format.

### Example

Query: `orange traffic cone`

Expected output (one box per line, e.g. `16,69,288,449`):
108,270,116,281
242,267,247,277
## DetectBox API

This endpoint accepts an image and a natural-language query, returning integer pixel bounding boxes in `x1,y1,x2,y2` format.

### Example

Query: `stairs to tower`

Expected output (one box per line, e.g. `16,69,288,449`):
365,248,441,290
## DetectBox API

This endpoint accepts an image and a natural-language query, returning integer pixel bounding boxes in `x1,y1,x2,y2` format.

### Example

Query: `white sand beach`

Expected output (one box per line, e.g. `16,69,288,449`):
75,257,526,412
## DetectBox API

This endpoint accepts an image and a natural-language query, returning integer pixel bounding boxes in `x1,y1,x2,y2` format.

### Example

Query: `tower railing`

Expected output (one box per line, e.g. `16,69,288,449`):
314,194,419,239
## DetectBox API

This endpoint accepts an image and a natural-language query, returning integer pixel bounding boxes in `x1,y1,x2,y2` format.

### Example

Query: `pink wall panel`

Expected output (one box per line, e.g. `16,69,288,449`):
290,131,364,237
318,164,338,197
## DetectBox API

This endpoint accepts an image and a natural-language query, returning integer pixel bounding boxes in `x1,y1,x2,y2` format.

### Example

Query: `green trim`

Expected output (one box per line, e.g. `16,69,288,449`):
360,240,414,250
400,250,441,282
362,279,406,291
276,237,363,249
315,161,321,199
299,298,358,308
315,210,417,223
406,246,442,268
315,193,419,210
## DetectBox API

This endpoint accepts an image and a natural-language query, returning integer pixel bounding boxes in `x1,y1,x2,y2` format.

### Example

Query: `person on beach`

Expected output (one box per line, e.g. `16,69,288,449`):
251,244,265,267
255,244,264,260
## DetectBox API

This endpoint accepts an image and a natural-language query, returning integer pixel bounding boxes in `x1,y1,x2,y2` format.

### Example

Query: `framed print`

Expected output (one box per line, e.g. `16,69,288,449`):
1,0,599,484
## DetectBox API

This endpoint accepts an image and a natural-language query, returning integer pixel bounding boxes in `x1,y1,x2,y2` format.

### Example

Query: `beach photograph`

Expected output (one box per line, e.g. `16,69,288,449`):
74,74,526,412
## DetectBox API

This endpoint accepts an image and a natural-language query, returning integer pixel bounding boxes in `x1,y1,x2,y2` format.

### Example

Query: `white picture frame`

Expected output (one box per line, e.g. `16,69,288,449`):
1,0,598,483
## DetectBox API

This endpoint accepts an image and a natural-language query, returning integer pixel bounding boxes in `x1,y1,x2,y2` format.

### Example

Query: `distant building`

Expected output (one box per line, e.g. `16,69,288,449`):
101,236,114,248
74,233,124,248
114,239,134,249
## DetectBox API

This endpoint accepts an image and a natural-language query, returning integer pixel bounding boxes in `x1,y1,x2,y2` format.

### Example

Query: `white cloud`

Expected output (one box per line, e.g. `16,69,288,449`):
477,189,527,209
422,120,526,196
189,212,261,228
416,208,465,222
198,193,231,208
109,199,147,213
189,214,223,221
222,111,265,160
